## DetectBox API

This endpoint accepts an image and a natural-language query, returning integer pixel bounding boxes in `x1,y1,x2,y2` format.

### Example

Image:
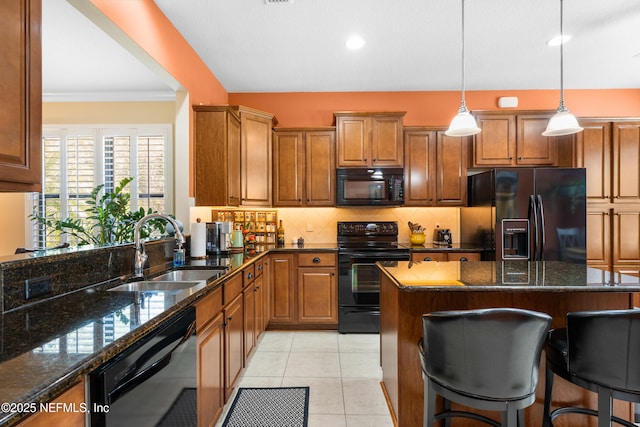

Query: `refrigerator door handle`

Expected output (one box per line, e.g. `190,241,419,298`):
537,194,546,260
529,195,539,261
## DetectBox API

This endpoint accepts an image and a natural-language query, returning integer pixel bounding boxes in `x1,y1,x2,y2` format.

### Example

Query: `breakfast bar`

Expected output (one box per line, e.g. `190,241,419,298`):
378,261,640,427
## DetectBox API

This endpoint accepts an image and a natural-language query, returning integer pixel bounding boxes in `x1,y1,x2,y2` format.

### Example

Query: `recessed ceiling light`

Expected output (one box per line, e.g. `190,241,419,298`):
547,34,572,46
345,35,365,50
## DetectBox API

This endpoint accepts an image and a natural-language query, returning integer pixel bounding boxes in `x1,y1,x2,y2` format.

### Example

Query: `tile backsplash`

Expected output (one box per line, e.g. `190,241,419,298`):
190,206,460,245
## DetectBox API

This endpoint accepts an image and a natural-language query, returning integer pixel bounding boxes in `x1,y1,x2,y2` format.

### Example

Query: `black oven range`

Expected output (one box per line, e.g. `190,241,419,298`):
337,221,410,333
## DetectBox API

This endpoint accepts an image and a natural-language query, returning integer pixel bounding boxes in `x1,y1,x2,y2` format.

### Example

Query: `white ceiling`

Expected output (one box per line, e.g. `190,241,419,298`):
43,0,640,100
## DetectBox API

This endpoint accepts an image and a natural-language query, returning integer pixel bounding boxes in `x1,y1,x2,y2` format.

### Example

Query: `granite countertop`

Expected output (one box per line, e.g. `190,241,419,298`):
379,260,640,292
0,252,266,426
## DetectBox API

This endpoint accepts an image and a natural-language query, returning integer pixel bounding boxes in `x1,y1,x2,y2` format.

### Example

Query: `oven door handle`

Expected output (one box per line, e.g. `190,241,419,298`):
340,251,410,260
107,320,196,405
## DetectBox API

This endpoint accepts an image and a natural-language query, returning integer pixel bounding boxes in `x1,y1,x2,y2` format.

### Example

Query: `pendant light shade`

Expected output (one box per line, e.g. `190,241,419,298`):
446,0,480,137
543,0,582,137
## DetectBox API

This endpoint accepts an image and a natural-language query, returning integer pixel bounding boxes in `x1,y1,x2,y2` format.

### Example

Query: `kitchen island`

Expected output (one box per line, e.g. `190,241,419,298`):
379,260,640,427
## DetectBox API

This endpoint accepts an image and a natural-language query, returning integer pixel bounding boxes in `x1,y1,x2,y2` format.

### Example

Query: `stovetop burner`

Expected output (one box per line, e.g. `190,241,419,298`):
337,221,401,249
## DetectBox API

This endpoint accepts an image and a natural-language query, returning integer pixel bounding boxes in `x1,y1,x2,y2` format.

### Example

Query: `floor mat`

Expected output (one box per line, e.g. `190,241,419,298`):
222,387,310,427
156,387,197,427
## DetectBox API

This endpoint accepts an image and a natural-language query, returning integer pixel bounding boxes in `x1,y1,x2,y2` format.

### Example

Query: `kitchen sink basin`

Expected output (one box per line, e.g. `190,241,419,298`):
152,269,222,283
108,280,205,293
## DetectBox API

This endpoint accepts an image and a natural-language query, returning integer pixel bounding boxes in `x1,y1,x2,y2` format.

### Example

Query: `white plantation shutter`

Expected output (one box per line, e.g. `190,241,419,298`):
33,125,172,248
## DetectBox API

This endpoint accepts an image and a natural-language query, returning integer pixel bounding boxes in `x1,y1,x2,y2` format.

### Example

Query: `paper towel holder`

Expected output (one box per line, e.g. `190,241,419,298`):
190,218,209,259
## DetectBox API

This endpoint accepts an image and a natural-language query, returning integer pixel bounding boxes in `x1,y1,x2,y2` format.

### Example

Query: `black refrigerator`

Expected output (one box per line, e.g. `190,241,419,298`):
460,168,587,263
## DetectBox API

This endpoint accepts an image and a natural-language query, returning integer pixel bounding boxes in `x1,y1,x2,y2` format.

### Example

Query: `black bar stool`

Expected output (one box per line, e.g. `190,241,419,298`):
543,309,640,427
418,308,551,427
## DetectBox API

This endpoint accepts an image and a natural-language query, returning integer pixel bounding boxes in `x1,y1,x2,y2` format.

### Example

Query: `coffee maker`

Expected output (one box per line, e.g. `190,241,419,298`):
206,221,234,253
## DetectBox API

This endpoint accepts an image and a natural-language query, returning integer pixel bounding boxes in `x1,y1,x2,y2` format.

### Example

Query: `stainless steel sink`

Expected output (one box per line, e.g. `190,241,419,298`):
152,269,221,282
108,280,205,293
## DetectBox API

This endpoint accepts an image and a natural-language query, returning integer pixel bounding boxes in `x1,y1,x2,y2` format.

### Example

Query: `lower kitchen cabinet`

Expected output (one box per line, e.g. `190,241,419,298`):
224,292,244,401
17,380,84,427
411,251,481,262
196,287,224,427
269,252,338,327
243,264,256,360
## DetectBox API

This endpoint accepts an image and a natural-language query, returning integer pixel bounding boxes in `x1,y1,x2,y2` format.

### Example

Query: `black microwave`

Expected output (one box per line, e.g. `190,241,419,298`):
336,168,404,206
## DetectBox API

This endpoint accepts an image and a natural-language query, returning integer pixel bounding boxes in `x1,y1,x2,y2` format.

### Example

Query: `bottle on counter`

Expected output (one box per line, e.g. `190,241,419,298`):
277,220,285,246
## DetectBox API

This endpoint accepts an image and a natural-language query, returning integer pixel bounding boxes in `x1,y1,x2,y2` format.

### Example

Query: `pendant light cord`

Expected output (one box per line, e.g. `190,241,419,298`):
459,0,468,112
558,0,566,111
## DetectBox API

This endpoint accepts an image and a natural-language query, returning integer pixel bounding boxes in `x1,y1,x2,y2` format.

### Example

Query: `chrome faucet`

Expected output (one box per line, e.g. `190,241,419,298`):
133,213,186,278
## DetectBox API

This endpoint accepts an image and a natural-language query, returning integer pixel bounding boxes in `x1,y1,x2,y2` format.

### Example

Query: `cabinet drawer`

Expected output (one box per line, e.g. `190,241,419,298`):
411,252,447,262
243,264,256,286
298,252,336,267
448,252,481,261
196,286,222,329
254,258,264,277
224,273,243,305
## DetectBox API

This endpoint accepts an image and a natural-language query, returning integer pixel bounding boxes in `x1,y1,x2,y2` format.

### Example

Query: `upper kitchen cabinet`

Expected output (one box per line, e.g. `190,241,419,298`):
193,106,241,206
403,127,468,207
335,111,405,167
470,111,571,168
0,0,42,192
234,106,277,207
575,119,640,204
273,128,335,207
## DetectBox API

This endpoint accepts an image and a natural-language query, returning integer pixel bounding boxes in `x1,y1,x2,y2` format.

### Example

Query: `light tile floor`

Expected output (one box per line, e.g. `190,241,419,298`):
215,331,395,427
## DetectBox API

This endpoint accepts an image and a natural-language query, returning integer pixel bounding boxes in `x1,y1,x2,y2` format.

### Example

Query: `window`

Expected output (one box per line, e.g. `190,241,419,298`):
31,125,173,248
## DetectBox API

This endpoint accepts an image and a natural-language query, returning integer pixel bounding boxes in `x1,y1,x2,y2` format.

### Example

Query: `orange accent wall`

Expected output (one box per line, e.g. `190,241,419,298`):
89,0,227,106
230,89,640,127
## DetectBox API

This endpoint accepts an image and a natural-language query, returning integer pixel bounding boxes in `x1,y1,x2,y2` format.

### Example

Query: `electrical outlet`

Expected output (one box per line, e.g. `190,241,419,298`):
25,276,52,300
306,223,313,232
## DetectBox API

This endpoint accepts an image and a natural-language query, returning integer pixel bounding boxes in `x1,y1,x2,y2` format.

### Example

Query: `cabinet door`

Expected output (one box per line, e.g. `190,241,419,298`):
241,110,273,206
613,122,640,203
586,207,611,269
336,116,369,167
0,0,42,192
371,116,403,167
306,130,336,206
194,107,241,206
243,284,255,360
273,131,304,206
17,380,84,427
515,115,557,165
297,267,337,323
403,129,436,206
224,294,244,401
436,131,467,206
612,208,640,267
472,114,516,166
270,253,296,323
197,311,224,427
254,274,265,338
576,121,611,203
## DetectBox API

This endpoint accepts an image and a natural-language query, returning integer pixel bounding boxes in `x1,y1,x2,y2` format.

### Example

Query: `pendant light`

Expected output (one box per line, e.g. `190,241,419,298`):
446,0,480,137
542,0,583,136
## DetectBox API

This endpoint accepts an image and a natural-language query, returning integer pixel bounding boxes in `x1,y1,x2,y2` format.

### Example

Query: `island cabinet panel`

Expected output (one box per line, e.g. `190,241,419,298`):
193,106,241,206
471,111,565,167
196,287,224,427
17,380,84,427
335,112,405,167
380,273,635,427
273,128,335,207
0,0,42,192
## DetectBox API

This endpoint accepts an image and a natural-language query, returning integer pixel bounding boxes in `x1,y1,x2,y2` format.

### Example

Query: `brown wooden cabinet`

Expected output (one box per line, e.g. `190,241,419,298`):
0,0,42,192
273,128,336,206
223,292,243,401
235,106,276,206
297,252,337,324
576,119,640,275
403,127,468,206
193,106,241,206
335,112,405,167
270,253,296,324
17,380,84,427
196,287,224,427
471,111,564,167
411,251,481,262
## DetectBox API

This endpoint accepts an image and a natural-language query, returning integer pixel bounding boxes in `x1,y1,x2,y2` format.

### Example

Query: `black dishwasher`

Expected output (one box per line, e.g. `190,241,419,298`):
88,306,197,426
